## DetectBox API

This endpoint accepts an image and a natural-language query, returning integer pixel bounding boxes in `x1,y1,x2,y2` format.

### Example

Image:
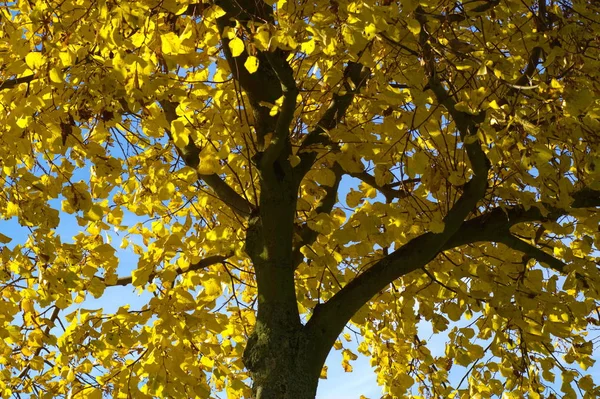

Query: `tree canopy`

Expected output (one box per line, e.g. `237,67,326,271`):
1,0,600,398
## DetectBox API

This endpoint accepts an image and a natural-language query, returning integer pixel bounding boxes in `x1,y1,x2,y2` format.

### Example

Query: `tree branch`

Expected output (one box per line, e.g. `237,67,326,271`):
304,8,496,364
160,100,254,217
104,253,231,287
260,51,299,168
292,168,414,268
496,234,568,274
416,7,490,182
444,186,600,250
380,33,420,56
214,3,282,149
304,187,600,364
0,74,35,91
499,46,543,106
17,306,60,379
294,62,370,183
292,163,344,268
348,169,413,202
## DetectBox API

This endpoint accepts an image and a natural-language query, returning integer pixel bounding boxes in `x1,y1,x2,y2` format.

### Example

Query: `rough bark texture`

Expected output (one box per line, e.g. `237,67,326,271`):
243,324,323,399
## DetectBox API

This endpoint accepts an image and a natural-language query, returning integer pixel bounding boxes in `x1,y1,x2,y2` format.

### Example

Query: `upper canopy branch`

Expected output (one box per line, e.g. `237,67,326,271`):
441,187,600,285
292,163,344,269
102,253,232,287
294,62,370,183
213,2,285,150
0,74,35,91
415,7,490,181
304,10,496,363
445,186,600,250
292,168,415,269
17,306,60,379
160,100,254,218
259,51,299,168
348,170,415,202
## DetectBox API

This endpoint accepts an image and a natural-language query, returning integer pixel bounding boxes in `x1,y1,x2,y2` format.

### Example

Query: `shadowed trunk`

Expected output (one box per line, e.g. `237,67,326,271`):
243,322,327,399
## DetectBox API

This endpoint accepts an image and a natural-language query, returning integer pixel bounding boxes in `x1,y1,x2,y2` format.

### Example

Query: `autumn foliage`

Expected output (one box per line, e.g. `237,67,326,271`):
1,0,600,398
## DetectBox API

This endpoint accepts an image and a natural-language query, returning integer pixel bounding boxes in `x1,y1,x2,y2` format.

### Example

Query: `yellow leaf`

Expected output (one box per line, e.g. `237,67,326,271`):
363,23,377,40
25,52,46,69
346,189,363,208
132,267,153,287
16,116,32,128
314,168,337,187
204,5,226,21
170,119,189,149
22,298,34,313
59,50,76,66
85,204,104,221
443,302,462,321
198,153,220,175
320,365,328,379
342,361,353,372
487,99,500,110
229,37,245,57
288,154,301,167
407,20,421,35
301,38,316,55
201,356,215,369
550,78,562,89
49,68,63,83
254,29,270,51
5,202,19,217
244,56,259,74
454,101,478,115
203,278,222,300
0,233,11,244
477,64,488,75
161,32,181,54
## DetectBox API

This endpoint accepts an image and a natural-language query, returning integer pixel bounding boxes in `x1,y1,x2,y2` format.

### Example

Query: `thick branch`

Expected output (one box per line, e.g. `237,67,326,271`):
295,62,370,183
305,188,600,363
305,8,495,363
260,51,299,168
160,101,253,217
499,46,543,106
445,187,600,249
104,254,231,287
214,4,281,148
496,234,567,273
292,164,344,268
416,7,489,182
0,74,35,91
214,0,274,23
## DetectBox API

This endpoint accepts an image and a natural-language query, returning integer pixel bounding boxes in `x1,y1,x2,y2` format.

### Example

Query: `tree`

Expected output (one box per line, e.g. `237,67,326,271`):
1,0,599,397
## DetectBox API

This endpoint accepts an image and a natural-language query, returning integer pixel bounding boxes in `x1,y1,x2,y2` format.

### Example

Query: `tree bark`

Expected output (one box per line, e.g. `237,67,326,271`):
243,323,324,399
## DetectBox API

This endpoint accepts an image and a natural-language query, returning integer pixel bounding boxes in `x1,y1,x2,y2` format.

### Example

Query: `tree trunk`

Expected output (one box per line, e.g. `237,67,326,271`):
243,323,324,399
